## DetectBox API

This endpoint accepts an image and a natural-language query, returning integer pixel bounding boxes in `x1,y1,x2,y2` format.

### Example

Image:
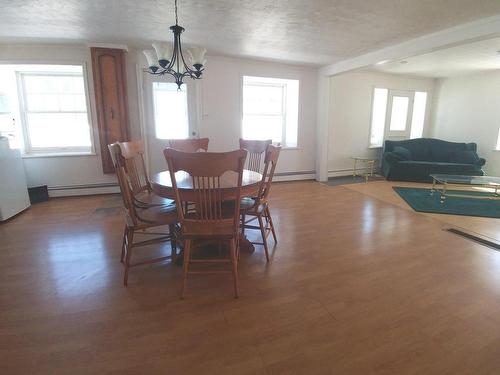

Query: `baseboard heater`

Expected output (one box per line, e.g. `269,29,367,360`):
275,170,315,177
446,228,500,251
48,182,119,191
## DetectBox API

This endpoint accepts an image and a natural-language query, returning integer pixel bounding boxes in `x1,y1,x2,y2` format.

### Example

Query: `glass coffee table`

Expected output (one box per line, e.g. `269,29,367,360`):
351,156,377,182
430,174,500,203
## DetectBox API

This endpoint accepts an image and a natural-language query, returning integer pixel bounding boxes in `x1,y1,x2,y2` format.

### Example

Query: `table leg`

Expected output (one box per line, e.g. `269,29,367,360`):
440,182,447,203
431,177,436,195
239,234,255,254
353,159,357,178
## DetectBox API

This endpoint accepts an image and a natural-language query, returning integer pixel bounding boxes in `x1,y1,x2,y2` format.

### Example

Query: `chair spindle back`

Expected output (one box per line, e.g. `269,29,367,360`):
118,141,151,194
167,138,209,152
108,143,140,226
164,148,247,236
255,145,281,206
239,138,272,173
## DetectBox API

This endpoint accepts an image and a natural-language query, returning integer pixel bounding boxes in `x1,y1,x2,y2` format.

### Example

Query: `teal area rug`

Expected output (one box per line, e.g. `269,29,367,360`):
393,187,500,219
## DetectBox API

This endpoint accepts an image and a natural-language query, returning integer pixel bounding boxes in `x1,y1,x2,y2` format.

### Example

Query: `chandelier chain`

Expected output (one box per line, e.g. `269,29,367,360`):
174,0,179,25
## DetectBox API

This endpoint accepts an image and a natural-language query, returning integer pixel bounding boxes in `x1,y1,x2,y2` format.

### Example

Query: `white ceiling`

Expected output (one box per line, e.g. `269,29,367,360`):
1,0,500,65
371,36,500,77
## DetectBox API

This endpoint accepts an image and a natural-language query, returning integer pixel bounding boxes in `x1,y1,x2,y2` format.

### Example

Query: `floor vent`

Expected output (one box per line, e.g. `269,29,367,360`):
446,228,500,251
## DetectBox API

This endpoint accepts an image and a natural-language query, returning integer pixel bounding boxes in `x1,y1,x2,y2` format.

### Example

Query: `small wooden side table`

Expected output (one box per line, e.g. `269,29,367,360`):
351,157,377,182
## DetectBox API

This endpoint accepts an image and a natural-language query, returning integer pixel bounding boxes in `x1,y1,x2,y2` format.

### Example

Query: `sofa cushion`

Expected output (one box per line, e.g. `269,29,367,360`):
392,146,412,160
449,150,480,164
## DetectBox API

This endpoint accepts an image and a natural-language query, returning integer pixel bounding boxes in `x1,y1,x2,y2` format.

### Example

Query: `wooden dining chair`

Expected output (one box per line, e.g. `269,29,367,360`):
117,140,173,208
167,138,209,152
164,148,247,299
240,145,281,262
109,143,178,286
239,138,272,173
165,138,209,213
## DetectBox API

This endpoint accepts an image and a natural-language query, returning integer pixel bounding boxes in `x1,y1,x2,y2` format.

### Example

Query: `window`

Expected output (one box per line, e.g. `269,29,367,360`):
153,82,189,139
410,92,427,139
242,76,299,147
496,127,500,151
0,92,15,141
0,64,93,155
18,68,92,154
369,88,388,147
369,88,428,147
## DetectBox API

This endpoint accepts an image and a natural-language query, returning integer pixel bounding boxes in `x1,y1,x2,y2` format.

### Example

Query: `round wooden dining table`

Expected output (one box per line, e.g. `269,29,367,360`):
150,169,263,254
150,169,262,200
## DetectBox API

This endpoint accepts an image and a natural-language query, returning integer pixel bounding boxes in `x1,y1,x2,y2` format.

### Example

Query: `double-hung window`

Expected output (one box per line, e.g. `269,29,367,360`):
242,76,299,147
17,66,92,154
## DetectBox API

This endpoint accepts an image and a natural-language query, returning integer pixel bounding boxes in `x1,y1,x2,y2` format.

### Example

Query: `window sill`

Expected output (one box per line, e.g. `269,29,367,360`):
281,146,302,151
22,152,96,159
368,145,383,149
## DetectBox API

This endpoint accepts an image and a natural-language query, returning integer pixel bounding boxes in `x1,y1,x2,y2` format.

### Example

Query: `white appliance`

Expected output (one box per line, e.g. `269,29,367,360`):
0,136,30,221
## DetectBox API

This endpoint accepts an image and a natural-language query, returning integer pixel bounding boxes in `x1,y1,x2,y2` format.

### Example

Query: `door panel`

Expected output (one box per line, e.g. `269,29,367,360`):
91,48,129,173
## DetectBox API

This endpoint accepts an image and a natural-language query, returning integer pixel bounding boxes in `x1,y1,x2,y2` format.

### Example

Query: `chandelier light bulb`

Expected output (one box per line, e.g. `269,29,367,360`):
187,47,207,68
152,42,173,67
143,50,159,72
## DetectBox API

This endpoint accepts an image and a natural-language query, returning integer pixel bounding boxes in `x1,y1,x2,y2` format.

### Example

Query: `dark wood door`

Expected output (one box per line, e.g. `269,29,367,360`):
91,47,130,173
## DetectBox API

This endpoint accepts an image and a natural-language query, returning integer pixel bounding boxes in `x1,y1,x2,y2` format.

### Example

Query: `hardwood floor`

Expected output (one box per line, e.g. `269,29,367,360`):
1,181,500,374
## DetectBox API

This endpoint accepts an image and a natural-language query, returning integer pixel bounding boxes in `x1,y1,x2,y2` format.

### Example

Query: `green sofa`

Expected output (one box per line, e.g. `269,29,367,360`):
382,138,486,183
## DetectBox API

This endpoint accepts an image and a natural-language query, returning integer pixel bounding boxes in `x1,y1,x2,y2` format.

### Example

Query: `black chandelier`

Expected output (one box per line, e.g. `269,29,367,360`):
143,0,206,88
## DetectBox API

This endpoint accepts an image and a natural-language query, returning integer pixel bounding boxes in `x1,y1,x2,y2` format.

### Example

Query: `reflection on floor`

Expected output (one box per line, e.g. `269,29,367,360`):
2,181,500,374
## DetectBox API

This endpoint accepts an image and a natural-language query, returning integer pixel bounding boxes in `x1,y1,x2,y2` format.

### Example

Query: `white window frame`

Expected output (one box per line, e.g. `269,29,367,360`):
241,75,299,148
16,66,94,156
496,127,500,151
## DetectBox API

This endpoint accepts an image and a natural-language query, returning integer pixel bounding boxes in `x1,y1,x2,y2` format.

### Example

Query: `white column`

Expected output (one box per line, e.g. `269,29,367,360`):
315,70,330,181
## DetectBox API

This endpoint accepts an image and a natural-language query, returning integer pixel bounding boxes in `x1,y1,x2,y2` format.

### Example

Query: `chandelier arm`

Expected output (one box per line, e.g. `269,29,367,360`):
165,32,179,72
176,35,197,74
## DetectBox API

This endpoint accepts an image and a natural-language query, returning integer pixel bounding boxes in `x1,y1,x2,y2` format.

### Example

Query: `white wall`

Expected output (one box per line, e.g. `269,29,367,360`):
0,44,143,196
431,71,500,176
327,70,435,176
137,53,318,179
0,44,318,197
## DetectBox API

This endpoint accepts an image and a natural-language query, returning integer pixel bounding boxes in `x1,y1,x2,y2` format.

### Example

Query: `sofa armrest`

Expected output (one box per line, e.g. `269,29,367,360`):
477,158,486,167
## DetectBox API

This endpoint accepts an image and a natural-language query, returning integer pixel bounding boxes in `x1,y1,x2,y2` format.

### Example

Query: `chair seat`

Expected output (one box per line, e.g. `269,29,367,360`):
136,203,178,225
240,197,266,214
135,190,175,207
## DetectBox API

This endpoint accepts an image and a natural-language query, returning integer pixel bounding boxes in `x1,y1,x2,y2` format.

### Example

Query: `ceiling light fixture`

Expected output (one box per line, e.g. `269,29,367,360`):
143,0,206,89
